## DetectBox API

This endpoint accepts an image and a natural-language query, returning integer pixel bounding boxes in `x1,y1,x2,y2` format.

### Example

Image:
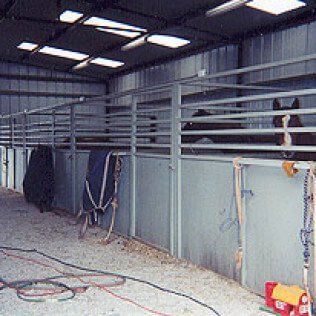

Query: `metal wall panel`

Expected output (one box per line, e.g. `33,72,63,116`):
136,157,170,250
181,160,239,280
7,148,14,189
244,166,311,296
53,150,71,210
0,61,106,115
14,148,24,193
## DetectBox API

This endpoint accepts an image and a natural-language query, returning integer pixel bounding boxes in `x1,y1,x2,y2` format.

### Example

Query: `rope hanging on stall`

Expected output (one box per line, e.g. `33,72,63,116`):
301,164,315,313
79,151,122,242
233,157,243,270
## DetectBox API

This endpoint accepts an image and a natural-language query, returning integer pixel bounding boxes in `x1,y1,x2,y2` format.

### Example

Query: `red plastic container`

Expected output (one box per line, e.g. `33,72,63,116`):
293,294,309,316
273,300,293,315
265,282,278,308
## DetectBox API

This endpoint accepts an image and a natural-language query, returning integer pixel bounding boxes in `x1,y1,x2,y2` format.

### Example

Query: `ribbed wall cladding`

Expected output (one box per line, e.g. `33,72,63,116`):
0,61,106,115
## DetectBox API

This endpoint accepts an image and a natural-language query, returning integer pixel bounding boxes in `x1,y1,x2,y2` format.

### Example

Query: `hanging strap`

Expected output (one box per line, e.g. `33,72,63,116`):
85,151,113,212
233,157,243,270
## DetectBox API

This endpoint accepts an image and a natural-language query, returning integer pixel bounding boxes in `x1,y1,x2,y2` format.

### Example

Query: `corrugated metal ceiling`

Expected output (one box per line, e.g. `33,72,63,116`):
0,0,315,79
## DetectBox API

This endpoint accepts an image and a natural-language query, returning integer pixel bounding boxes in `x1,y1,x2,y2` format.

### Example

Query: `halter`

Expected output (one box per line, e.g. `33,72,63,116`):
281,114,294,159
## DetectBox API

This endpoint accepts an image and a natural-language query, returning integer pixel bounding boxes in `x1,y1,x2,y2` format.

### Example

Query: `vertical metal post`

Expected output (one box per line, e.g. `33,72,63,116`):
12,117,16,190
170,84,182,257
130,95,137,237
22,111,27,176
241,167,247,287
10,117,14,149
70,106,76,214
51,110,56,150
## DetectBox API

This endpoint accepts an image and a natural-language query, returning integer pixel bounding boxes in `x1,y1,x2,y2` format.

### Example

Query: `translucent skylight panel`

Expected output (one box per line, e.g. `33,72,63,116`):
17,42,38,51
59,10,83,23
147,35,190,48
38,46,89,61
90,57,124,68
246,0,305,15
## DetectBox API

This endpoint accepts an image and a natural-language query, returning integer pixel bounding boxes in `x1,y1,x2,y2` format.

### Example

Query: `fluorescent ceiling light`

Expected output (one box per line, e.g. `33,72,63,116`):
90,57,124,68
121,36,148,51
206,0,248,17
147,35,190,48
84,16,146,38
246,0,306,15
17,42,38,51
59,10,83,23
97,27,142,38
39,46,89,61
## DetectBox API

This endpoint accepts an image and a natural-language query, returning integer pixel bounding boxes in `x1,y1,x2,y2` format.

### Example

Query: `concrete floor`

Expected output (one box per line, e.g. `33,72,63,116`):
0,188,266,316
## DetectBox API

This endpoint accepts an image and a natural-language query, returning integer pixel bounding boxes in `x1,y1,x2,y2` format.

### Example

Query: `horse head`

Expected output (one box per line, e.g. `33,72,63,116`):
272,98,303,159
182,109,212,143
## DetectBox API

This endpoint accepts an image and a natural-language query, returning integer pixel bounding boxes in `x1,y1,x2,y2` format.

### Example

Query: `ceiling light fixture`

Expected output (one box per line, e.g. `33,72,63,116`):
17,42,39,51
59,10,84,23
97,27,142,38
147,35,190,48
246,0,306,15
90,57,124,68
121,35,149,51
84,16,146,34
38,46,89,61
206,0,249,17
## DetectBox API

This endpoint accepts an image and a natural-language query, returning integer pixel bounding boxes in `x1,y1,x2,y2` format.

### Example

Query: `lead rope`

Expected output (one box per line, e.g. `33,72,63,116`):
233,157,243,270
101,152,122,244
301,164,315,315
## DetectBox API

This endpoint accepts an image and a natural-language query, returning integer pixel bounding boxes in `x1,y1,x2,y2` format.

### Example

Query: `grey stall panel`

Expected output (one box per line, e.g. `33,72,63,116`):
74,151,90,213
14,148,24,193
181,160,239,280
0,147,7,187
53,150,90,212
7,149,14,190
54,150,71,210
244,166,310,296
136,157,170,250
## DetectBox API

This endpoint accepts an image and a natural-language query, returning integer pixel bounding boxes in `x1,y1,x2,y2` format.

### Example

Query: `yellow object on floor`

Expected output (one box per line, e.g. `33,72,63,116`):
272,284,305,306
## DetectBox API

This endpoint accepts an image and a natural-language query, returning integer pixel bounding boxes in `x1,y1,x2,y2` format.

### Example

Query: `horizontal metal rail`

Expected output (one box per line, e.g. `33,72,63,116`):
181,126,316,135
181,88,316,109
181,143,316,152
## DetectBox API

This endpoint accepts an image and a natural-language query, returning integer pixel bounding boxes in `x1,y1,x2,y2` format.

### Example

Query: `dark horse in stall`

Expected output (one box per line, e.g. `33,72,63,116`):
182,99,316,161
272,98,316,161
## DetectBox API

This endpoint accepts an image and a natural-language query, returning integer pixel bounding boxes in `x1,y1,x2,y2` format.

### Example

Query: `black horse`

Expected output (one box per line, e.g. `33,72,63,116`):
182,100,316,161
273,98,316,161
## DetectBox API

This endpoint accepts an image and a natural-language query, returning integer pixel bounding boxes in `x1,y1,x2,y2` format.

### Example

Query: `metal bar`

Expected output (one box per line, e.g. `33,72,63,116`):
181,105,250,112
137,119,170,125
181,88,316,110
136,132,170,137
70,106,76,214
181,127,316,136
180,154,312,169
170,84,182,257
51,110,56,150
182,82,287,91
130,95,137,237
135,153,171,159
22,112,27,176
136,143,171,148
136,107,171,114
181,143,316,152
181,105,316,123
75,142,130,147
